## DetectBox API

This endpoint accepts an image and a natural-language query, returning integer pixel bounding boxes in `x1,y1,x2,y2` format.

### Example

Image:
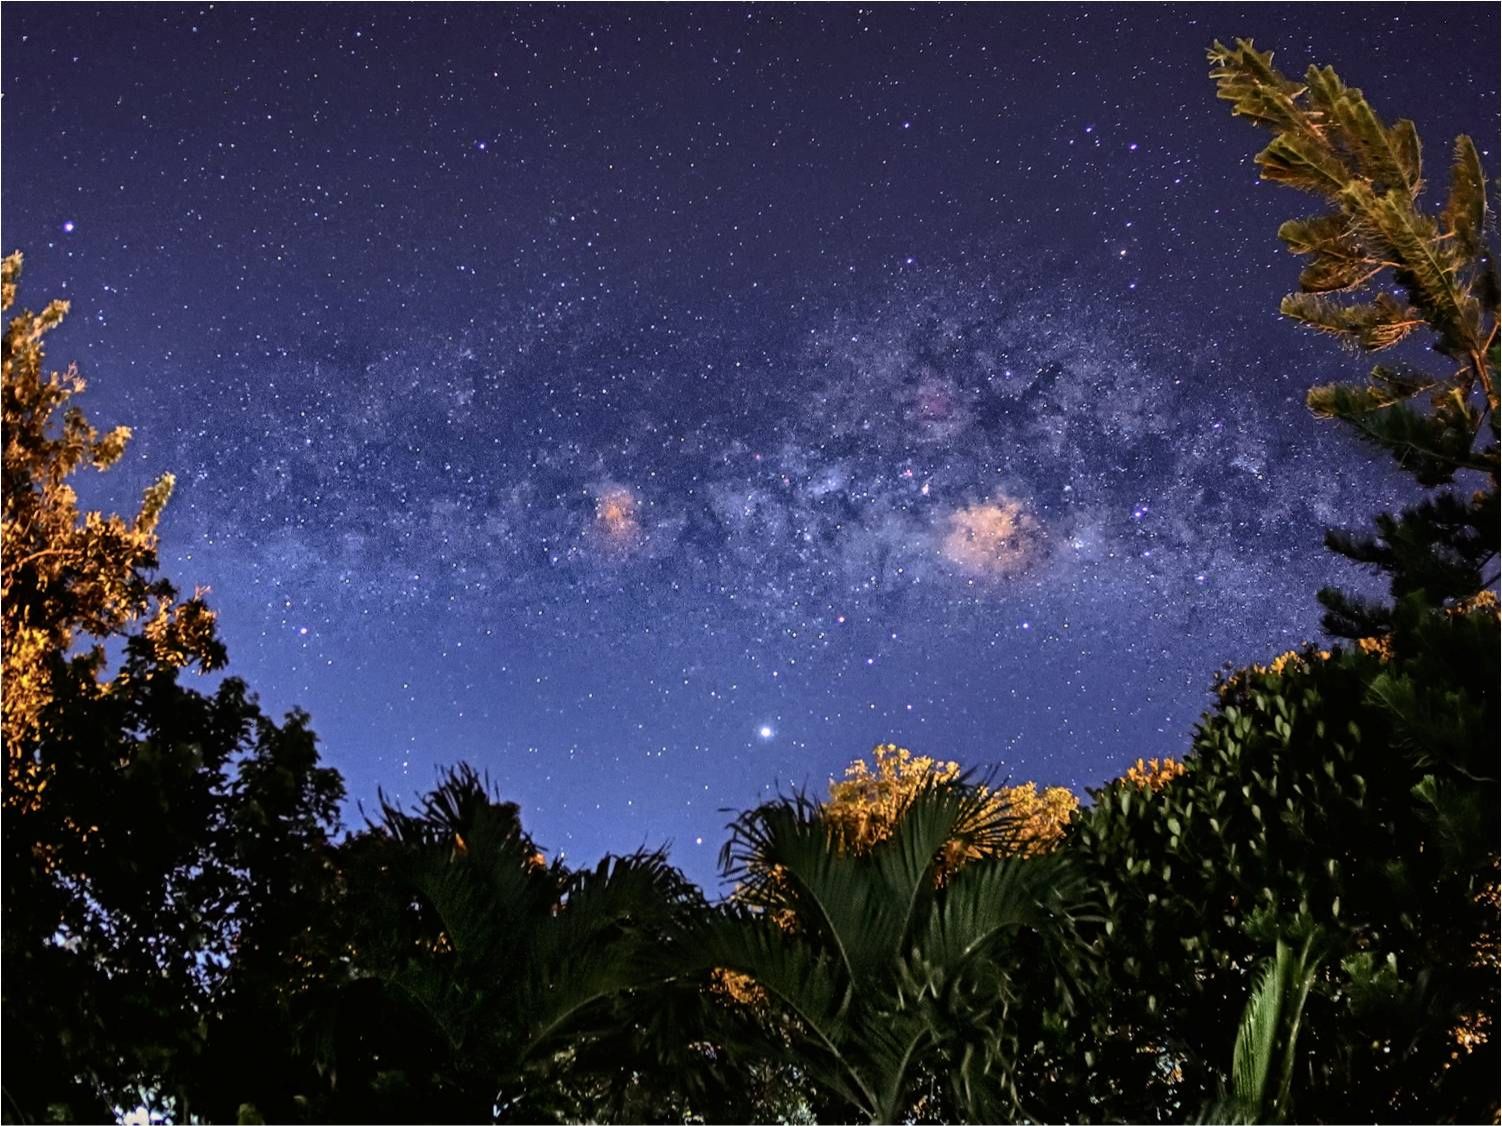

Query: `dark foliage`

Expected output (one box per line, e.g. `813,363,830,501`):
1032,597,1498,1124
2,256,344,1125
294,764,774,1124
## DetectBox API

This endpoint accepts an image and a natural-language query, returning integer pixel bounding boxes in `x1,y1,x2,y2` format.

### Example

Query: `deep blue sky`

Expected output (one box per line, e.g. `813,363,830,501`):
4,3,1497,889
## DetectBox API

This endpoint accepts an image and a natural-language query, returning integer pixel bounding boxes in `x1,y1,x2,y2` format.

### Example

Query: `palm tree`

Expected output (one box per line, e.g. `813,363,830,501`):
307,765,710,1123
699,776,1092,1124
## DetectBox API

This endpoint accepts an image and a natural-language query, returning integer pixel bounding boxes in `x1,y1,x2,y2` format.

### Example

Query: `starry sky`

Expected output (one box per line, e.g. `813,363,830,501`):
3,4,1497,889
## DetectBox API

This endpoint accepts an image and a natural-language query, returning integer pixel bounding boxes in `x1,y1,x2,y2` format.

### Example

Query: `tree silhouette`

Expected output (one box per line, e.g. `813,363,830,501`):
303,764,738,1124
1,252,344,1123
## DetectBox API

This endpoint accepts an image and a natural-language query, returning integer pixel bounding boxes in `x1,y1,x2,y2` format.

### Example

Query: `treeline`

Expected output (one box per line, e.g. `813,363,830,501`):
3,41,1497,1125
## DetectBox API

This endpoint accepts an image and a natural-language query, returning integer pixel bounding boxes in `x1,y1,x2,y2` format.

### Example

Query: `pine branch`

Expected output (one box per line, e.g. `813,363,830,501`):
1441,136,1487,260
1281,292,1424,351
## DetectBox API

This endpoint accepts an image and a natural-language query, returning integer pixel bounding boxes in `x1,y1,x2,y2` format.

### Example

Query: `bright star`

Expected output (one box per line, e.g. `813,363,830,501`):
757,724,774,740
62,221,75,233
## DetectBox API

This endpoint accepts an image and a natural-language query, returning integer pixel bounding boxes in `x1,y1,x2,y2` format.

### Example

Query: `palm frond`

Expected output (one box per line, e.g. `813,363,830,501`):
404,795,554,967
719,786,823,904
722,793,910,987
692,910,871,1111
518,850,705,1057
920,851,1084,973
1229,947,1284,1120
868,780,1010,952
1225,933,1324,1124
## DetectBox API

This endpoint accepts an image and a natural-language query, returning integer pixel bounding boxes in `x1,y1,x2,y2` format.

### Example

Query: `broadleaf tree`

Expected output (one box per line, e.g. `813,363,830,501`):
1,251,345,1123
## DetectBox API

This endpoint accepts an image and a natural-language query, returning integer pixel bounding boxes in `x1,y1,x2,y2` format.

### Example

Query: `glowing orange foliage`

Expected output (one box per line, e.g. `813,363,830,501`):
822,743,1078,869
1,252,224,805
1120,757,1188,792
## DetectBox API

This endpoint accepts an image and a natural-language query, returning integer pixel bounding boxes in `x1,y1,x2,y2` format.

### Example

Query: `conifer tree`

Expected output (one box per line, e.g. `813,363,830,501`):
1208,40,1499,636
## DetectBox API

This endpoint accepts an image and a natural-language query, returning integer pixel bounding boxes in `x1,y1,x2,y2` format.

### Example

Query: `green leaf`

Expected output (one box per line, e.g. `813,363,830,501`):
1227,933,1324,1123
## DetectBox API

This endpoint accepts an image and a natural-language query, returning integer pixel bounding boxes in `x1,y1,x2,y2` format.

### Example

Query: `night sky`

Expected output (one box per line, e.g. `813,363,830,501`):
3,4,1497,889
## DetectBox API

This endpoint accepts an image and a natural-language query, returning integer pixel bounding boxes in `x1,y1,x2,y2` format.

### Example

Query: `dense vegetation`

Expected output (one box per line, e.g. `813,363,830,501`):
3,41,1496,1125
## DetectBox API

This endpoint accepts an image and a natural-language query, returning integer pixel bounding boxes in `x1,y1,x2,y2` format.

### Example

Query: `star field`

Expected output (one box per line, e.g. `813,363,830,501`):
3,4,1497,888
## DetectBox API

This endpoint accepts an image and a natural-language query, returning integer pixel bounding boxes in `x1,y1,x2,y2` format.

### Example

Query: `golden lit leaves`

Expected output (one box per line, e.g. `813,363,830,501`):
823,743,1079,872
1449,1010,1492,1061
1474,864,1499,972
0,251,17,309
1121,757,1188,792
939,494,1042,579
140,590,221,669
1451,589,1499,620
710,966,767,1007
2,252,225,799
824,744,964,854
1217,646,1334,700
1270,648,1331,675
1002,780,1082,855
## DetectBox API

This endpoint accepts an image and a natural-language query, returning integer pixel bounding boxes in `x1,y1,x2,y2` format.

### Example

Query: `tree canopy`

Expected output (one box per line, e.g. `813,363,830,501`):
2,253,344,1124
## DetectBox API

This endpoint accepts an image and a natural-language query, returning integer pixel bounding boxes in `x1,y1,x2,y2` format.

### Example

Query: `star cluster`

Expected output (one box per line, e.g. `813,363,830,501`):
3,5,1496,888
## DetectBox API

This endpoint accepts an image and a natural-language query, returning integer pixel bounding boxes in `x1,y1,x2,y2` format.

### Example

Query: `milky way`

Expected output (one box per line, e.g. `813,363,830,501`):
3,5,1496,887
